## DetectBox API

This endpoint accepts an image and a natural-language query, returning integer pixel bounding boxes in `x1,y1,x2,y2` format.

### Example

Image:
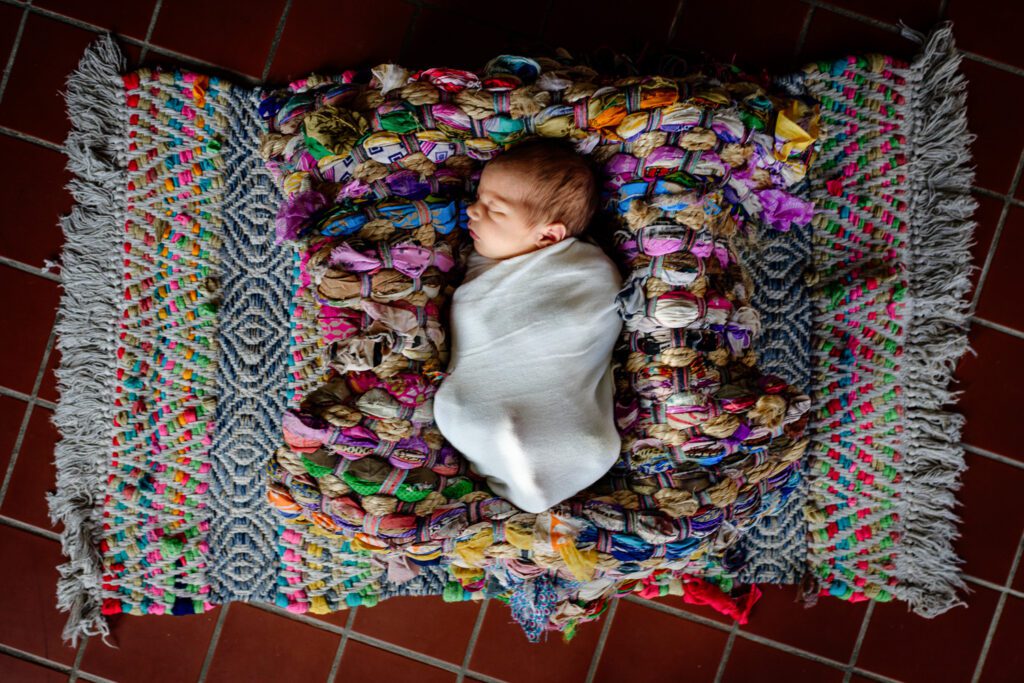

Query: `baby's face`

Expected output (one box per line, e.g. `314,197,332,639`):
465,164,566,260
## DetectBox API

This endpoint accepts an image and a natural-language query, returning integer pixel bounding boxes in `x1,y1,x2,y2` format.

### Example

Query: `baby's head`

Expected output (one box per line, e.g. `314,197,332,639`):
466,137,599,260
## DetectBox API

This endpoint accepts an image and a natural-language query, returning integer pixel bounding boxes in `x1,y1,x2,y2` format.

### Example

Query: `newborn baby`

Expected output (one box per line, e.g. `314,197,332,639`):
432,138,624,514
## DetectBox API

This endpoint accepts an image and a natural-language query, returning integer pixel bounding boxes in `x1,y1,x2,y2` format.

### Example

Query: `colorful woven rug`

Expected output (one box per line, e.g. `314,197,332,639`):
47,22,974,647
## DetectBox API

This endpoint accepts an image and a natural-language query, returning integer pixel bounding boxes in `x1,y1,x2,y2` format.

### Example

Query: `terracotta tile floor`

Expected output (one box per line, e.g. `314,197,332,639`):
0,0,1022,681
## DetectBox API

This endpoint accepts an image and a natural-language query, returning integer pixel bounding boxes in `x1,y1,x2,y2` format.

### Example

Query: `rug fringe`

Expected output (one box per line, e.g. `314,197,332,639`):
893,21,977,618
45,32,126,649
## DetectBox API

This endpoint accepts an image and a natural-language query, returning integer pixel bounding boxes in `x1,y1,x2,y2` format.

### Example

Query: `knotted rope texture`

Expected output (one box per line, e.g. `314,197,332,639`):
257,54,820,641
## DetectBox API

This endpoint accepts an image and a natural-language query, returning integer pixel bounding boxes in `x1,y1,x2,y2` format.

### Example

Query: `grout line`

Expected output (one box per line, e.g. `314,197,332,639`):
962,443,1024,472
456,598,490,683
798,0,904,34
794,6,815,57
136,0,162,63
260,0,292,83
0,325,56,508
971,316,1024,341
713,622,739,683
937,0,949,20
971,528,1024,682
195,602,230,683
972,145,1024,311
537,0,557,44
972,185,1024,209
0,254,62,282
0,384,32,403
68,632,89,682
0,643,75,677
584,598,618,683
842,601,875,683
0,513,62,541
0,124,64,152
0,2,28,105
325,606,359,683
665,0,686,45
964,573,1024,601
959,49,1024,78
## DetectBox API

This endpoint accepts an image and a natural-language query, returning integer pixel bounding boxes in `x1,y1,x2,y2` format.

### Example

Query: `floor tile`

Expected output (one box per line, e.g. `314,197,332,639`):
825,0,944,28
33,0,157,40
855,583,999,682
0,652,67,683
737,584,867,663
959,59,1024,195
593,598,728,682
955,325,1024,461
798,9,920,63
0,135,69,268
78,606,219,682
0,266,59,395
948,1,1024,72
975,207,1024,332
351,594,478,665
977,594,1024,682
967,192,1006,301
0,395,28,477
953,453,1024,585
403,8,535,72
0,14,106,145
671,0,810,73
335,640,456,682
470,598,602,683
544,0,679,57
721,636,845,681
204,603,340,681
0,524,77,665
1,406,62,534
148,0,285,78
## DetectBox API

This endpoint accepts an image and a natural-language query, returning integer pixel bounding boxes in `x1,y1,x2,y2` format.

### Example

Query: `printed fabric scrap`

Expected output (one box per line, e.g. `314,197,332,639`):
257,56,821,641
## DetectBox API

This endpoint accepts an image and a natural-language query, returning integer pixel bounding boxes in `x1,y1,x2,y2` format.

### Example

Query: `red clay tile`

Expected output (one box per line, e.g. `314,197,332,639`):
0,136,69,268
0,4,25,67
955,325,1024,462
0,14,103,145
959,59,1024,195
544,0,679,57
0,266,59,395
948,2,1024,72
1,406,63,534
0,395,27,476
953,453,1024,585
967,193,1006,302
825,0,943,28
148,0,285,78
593,598,728,682
855,583,999,681
423,0,550,38
78,607,219,682
402,8,535,72
351,594,479,665
671,0,810,73
976,208,1024,333
977,594,1024,682
33,0,157,41
264,0,413,84
205,603,340,681
470,598,602,683
0,653,67,683
738,584,867,662
799,9,920,64
0,525,77,664
722,636,845,681
335,640,456,682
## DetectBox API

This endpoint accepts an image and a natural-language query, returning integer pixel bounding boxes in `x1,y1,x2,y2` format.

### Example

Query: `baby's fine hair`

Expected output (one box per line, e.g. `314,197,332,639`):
486,137,600,238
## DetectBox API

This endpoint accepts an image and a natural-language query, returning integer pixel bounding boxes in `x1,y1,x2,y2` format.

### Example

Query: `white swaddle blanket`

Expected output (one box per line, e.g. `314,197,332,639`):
433,236,624,514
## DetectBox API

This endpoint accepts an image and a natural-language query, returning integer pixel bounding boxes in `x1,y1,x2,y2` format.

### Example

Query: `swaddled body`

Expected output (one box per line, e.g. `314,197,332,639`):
433,236,623,513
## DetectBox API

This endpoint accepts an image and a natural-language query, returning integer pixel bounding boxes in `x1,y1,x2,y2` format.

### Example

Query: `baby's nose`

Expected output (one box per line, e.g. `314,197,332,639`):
466,201,480,219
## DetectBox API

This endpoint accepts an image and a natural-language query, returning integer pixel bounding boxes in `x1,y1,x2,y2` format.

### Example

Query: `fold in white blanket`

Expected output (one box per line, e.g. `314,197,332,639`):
433,236,625,514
